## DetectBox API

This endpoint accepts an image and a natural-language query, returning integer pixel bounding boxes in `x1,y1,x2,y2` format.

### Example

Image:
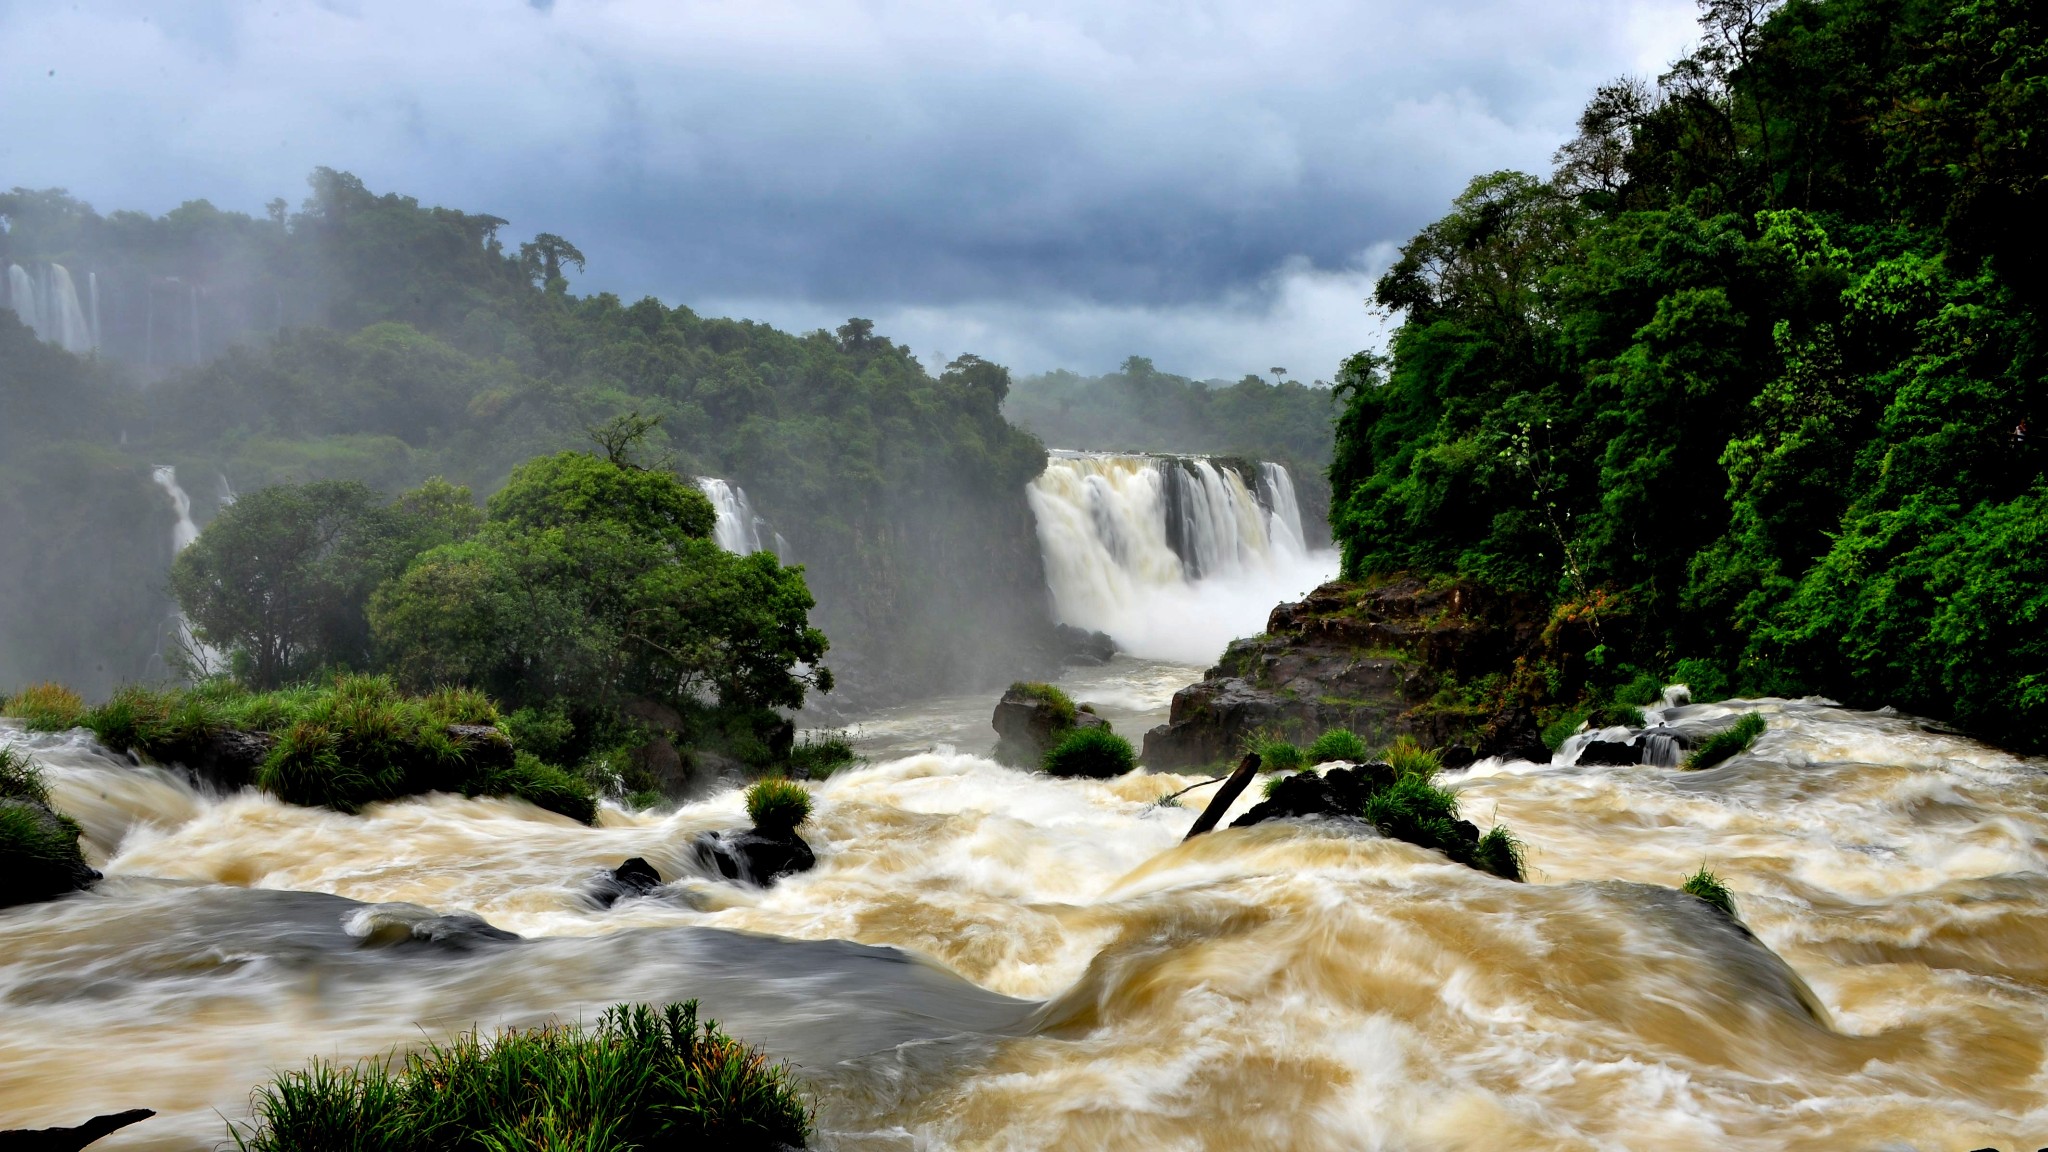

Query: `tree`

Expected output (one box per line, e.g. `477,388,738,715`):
518,233,586,290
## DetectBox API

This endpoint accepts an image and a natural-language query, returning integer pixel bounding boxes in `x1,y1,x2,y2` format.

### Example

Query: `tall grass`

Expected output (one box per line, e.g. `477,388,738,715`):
1380,735,1441,781
788,731,859,779
2,683,87,731
0,745,49,805
1681,866,1737,917
1306,728,1370,765
1007,681,1076,726
744,779,812,835
1685,713,1766,771
232,1000,810,1152
0,745,92,908
1043,726,1136,778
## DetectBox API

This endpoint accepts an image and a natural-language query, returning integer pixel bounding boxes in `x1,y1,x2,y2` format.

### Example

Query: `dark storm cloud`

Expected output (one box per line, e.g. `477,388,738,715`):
0,0,1700,375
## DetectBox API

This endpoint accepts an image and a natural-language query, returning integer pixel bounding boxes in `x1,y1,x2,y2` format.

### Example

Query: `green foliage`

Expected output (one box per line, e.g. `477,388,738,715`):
3,683,86,731
1540,710,1589,754
1008,681,1076,727
1613,672,1664,708
1680,867,1737,918
1328,0,2048,749
502,704,576,765
1042,726,1137,779
0,746,92,908
0,745,50,805
1473,825,1526,882
1362,775,1470,864
1247,731,1306,773
744,779,812,835
1685,712,1767,771
231,1000,809,1152
787,732,858,780
1305,728,1371,765
1671,658,1731,703
1381,735,1441,781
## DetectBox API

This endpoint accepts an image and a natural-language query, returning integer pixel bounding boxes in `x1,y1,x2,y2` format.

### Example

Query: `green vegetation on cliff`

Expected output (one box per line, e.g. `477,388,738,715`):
0,745,95,908
1330,0,2048,749
234,1001,809,1152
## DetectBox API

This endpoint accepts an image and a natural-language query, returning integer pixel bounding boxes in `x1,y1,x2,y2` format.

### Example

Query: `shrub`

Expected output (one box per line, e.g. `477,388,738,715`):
1250,734,1305,773
1540,709,1589,753
503,705,576,764
1670,657,1732,704
231,1000,810,1151
788,732,859,779
1473,825,1525,881
470,752,599,824
3,683,87,732
1306,728,1371,765
1589,703,1647,729
1684,712,1766,771
1382,735,1441,781
1042,726,1136,778
745,778,812,834
1362,774,1469,863
1681,866,1736,918
1008,681,1076,726
1613,671,1666,708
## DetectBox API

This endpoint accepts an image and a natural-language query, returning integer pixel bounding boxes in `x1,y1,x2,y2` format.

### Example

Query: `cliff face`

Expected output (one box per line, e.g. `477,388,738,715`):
1141,576,1545,770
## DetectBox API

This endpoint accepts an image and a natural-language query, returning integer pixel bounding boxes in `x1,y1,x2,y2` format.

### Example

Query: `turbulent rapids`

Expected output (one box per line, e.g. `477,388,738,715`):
1027,453,1337,663
4,688,2046,1149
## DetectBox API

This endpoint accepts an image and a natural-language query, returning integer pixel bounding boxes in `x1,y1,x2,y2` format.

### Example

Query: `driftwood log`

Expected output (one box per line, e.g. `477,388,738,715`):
0,1109,155,1152
1182,752,1260,841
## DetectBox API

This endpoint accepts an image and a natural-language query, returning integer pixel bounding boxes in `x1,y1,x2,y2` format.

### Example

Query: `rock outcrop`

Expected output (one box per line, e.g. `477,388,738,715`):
0,799,100,909
693,830,816,886
587,856,666,908
992,685,1107,768
1143,576,1543,771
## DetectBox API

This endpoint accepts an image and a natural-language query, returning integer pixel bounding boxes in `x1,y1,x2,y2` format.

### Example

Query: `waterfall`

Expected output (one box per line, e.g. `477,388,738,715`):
696,478,776,556
153,466,201,553
1027,452,1336,664
88,271,101,352
150,466,218,676
7,263,42,336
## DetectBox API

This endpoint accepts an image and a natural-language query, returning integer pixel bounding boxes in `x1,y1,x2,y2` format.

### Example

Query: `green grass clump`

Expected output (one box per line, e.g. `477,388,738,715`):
1362,774,1465,853
1613,671,1666,708
3,683,87,731
1681,866,1737,918
1306,728,1371,765
1042,726,1136,778
1381,735,1441,781
1250,734,1305,772
1008,681,1076,726
1670,657,1731,703
232,1000,810,1151
0,745,50,805
788,732,859,779
1684,712,1767,771
0,746,93,909
1539,709,1589,753
745,778,813,835
1473,825,1525,881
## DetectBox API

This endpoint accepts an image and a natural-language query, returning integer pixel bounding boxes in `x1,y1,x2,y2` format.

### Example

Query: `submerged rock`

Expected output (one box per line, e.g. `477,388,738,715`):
991,685,1107,768
1232,764,1395,828
693,830,816,886
1576,738,1641,766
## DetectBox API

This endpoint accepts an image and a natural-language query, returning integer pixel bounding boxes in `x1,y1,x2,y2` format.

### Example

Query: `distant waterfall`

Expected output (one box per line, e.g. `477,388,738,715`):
697,478,783,557
153,466,201,553
151,466,216,676
1028,453,1337,664
5,262,96,354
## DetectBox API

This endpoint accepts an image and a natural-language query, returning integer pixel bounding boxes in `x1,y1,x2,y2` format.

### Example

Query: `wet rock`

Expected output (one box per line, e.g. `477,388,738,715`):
0,798,100,909
1474,707,1550,765
1232,764,1395,828
0,1108,155,1151
168,727,277,790
587,856,665,908
991,686,1106,768
1438,743,1477,771
445,724,514,771
1053,623,1117,666
693,830,816,886
1576,738,1641,766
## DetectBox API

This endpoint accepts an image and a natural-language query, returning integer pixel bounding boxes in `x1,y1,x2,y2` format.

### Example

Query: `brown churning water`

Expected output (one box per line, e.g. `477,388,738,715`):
2,694,2045,1150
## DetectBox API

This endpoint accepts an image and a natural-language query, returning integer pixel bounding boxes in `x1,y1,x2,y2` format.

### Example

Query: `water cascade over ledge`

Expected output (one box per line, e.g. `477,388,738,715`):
696,477,785,557
1027,452,1337,664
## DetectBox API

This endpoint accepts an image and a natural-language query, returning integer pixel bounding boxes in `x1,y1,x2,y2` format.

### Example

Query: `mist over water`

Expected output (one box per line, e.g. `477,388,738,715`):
5,693,2046,1149
1028,453,1338,665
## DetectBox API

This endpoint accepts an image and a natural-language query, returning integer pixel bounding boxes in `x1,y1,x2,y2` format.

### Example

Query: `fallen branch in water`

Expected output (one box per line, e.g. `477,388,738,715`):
1183,752,1260,841
1155,774,1226,804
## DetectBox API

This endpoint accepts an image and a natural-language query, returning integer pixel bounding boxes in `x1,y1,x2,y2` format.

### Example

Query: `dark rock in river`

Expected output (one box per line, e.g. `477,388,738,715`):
694,830,816,886
587,856,666,908
1576,738,1641,766
169,727,277,790
1143,576,1544,771
992,685,1108,768
0,1108,155,1151
1232,764,1396,828
1053,623,1117,666
0,798,100,909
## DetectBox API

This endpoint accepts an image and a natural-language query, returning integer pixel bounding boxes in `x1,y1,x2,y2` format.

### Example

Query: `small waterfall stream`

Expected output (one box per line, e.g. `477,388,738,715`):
696,477,784,556
6,261,97,354
1027,452,1337,664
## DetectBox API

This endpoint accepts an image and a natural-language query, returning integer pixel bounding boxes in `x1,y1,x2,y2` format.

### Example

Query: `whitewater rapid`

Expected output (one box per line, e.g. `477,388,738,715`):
3,692,2046,1149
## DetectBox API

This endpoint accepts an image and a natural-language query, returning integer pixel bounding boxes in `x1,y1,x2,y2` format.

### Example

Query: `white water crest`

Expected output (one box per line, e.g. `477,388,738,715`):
1028,452,1337,664
3,694,2045,1148
696,477,775,555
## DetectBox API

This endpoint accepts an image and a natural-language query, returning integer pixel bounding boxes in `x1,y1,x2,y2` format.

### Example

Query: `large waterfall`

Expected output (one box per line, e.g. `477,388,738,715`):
5,261,97,354
696,477,785,556
1028,452,1337,664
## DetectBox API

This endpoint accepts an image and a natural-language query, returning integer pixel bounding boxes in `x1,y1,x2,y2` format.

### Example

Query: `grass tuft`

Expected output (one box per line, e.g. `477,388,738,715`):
1684,712,1766,771
1473,825,1525,881
3,683,87,731
1381,735,1441,781
0,745,51,806
745,778,812,835
1305,728,1371,765
231,1000,810,1151
788,732,859,779
1681,866,1737,917
1540,709,1589,753
1008,681,1076,726
1042,726,1136,778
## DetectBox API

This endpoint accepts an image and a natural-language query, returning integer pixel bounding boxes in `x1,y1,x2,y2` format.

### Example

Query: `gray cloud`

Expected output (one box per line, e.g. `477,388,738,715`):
0,0,1701,376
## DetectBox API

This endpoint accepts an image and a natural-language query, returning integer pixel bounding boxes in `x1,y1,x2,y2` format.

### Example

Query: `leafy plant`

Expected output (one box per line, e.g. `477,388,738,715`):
745,778,812,835
1306,728,1371,764
1681,866,1736,918
1540,710,1589,754
1685,713,1766,771
230,1000,810,1151
787,732,859,779
1042,726,1136,778
1669,658,1730,703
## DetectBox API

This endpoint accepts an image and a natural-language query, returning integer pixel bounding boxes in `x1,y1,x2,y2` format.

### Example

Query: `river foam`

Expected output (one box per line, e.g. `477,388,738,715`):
3,696,2046,1149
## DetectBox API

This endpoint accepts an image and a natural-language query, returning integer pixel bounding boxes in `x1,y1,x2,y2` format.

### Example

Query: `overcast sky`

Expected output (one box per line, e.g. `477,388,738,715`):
0,0,1701,379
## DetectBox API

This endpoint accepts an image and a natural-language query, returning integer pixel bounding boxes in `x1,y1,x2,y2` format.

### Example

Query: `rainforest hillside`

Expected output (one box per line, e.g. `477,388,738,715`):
1332,0,2046,748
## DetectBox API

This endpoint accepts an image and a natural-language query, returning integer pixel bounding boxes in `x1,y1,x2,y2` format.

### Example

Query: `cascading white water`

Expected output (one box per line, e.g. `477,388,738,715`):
696,477,775,556
152,466,201,553
1028,452,1337,664
5,263,96,354
7,263,42,335
150,466,218,675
